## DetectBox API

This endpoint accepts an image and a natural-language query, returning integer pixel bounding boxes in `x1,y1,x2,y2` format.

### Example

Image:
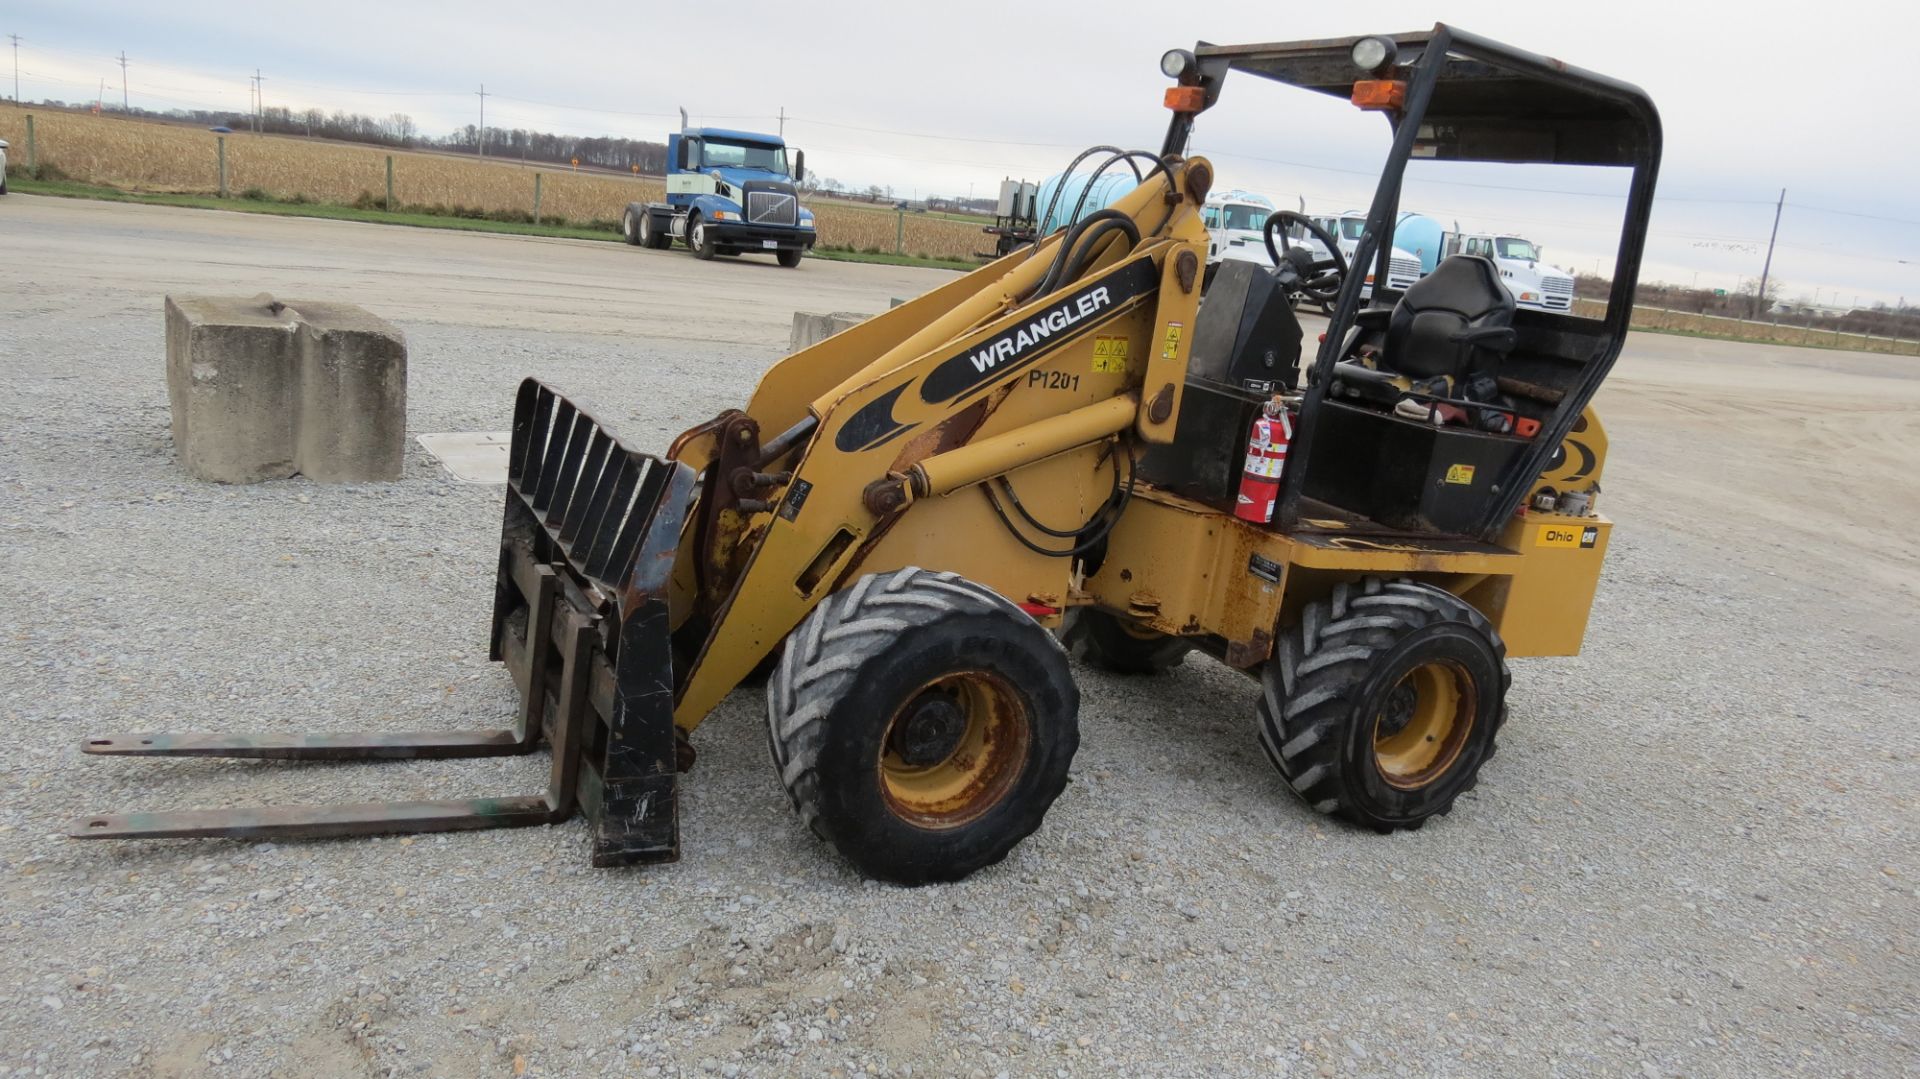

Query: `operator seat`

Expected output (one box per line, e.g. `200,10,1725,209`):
1383,254,1516,382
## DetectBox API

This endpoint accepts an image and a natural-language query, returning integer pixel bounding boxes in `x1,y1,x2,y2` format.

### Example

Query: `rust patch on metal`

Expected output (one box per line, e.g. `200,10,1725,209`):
1223,629,1274,669
890,398,990,473
694,412,764,605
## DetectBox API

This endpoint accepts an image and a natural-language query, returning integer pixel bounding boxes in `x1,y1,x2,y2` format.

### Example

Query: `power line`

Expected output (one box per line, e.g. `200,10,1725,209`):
786,115,1088,150
488,91,767,123
1786,202,1920,228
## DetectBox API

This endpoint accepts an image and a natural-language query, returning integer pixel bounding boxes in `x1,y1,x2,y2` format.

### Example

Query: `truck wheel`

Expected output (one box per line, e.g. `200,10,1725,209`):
638,209,670,250
777,247,804,269
1059,608,1190,675
622,209,641,245
766,567,1080,885
688,215,716,260
1257,578,1507,833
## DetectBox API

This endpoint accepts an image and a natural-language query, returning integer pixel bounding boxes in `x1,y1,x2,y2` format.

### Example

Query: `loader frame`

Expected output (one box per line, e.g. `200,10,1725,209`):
71,23,1661,870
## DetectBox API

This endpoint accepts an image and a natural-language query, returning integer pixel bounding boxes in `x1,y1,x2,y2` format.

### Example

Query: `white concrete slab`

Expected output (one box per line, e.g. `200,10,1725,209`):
416,431,511,484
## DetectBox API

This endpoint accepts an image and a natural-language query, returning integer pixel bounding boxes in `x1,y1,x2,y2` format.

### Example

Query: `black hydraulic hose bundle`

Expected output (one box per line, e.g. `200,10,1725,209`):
983,439,1138,558
1058,150,1171,229
1034,146,1139,240
1017,146,1178,302
985,142,1181,555
1026,210,1143,301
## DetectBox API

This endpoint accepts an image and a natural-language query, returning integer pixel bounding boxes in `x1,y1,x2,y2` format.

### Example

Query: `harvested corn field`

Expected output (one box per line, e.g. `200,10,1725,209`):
0,105,986,258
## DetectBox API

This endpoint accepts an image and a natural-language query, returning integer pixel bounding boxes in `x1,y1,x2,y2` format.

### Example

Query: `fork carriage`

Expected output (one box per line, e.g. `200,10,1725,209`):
73,381,696,866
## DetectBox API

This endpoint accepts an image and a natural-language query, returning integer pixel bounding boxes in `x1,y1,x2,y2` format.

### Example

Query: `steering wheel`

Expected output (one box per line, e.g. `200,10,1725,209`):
1263,211,1350,306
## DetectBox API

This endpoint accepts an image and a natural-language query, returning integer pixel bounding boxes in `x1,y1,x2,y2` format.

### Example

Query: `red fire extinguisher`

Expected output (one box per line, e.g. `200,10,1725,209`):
1234,399,1294,524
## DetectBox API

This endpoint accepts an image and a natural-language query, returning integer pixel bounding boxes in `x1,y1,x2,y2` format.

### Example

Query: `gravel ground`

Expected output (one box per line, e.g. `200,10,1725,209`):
0,203,1914,1079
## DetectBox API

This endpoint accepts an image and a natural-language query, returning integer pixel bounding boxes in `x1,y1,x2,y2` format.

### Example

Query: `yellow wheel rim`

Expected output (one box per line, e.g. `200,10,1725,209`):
1372,660,1475,789
879,671,1031,829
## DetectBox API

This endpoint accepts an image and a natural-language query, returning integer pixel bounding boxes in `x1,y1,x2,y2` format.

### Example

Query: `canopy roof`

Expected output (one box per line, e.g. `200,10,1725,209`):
1196,26,1658,167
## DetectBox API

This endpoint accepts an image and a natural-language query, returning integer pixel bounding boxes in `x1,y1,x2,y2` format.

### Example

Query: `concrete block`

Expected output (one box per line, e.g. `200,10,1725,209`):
789,310,872,353
165,294,407,484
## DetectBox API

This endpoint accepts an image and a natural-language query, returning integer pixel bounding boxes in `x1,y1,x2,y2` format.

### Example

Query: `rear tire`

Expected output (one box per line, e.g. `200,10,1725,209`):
766,567,1080,885
688,215,716,260
639,208,670,249
622,208,640,245
1257,578,1507,832
1060,608,1191,675
777,247,804,269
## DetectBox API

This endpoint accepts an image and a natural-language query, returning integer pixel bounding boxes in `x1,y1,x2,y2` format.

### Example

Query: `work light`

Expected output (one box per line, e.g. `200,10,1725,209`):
1351,36,1397,74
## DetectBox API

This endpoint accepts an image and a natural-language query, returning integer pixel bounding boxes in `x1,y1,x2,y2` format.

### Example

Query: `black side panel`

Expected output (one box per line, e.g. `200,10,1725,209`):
1189,260,1305,393
1136,386,1262,508
1301,401,1527,534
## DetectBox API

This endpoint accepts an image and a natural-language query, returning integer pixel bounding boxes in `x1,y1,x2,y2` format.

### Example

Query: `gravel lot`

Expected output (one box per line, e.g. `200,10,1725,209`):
0,196,1914,1078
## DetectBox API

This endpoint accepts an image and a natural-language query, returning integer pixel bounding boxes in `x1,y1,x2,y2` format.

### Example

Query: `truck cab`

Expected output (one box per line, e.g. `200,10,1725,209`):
623,127,817,267
1201,190,1279,268
1444,233,1575,311
1307,211,1424,298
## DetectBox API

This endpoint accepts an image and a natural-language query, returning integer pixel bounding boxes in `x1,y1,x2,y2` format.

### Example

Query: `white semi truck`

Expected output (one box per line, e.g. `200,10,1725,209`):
1442,232,1575,311
1205,196,1423,303
1307,211,1425,298
1201,190,1280,269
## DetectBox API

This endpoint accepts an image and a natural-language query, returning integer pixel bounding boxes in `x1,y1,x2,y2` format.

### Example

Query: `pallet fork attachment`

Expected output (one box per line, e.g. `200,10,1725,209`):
69,379,697,867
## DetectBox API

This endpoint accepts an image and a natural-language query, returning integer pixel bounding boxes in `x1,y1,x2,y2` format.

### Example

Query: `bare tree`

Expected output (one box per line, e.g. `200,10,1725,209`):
385,113,417,146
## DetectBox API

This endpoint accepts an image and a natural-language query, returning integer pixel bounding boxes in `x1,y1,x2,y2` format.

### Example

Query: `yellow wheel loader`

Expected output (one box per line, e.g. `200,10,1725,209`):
73,25,1661,885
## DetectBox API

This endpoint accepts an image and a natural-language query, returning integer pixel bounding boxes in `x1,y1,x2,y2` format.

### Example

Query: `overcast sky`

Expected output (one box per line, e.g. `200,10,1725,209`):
11,0,1918,306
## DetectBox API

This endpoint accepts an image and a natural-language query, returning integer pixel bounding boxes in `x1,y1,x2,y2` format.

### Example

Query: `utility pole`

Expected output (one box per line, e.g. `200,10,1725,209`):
250,70,266,134
116,51,128,110
1754,186,1784,319
476,84,488,158
777,106,785,138
8,35,20,103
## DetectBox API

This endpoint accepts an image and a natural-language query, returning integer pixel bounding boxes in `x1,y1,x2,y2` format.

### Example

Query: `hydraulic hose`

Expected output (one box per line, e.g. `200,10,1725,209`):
1035,145,1135,239
1060,150,1173,231
1022,209,1140,304
1053,218,1142,290
1032,213,1142,300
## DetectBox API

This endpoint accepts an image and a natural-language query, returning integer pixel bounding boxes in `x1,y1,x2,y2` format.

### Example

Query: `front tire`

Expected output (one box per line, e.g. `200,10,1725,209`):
767,568,1080,885
688,215,716,260
1257,578,1507,832
777,247,804,269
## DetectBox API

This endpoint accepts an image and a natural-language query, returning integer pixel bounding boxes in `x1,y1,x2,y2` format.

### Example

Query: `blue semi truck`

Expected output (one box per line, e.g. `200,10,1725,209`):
623,127,817,268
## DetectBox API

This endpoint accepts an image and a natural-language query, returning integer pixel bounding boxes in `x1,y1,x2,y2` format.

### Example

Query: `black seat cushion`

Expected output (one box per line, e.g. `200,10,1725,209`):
1383,255,1515,382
